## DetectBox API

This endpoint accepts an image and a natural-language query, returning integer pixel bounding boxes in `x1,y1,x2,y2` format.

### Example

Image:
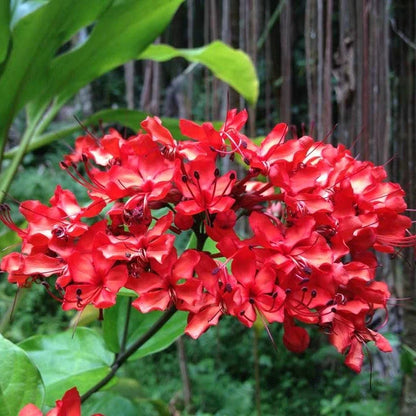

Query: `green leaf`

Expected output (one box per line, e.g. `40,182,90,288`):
19,327,113,407
102,377,171,415
0,334,44,416
140,41,259,105
103,297,186,359
401,346,416,375
30,0,185,114
0,227,21,256
0,1,10,64
4,109,223,159
83,109,185,138
103,296,129,353
81,392,139,416
0,0,112,137
128,310,187,360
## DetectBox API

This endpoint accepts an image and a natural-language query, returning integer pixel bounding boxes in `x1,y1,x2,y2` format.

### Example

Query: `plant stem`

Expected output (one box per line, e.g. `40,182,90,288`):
0,100,61,202
0,287,25,334
119,298,132,355
80,305,177,403
254,328,261,416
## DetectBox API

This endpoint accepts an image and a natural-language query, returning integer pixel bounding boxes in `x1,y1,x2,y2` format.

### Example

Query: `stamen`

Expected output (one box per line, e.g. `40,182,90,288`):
0,204,26,236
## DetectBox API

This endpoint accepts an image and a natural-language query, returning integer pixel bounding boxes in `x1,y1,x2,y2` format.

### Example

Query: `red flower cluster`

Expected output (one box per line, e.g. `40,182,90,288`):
2,110,414,372
18,387,103,416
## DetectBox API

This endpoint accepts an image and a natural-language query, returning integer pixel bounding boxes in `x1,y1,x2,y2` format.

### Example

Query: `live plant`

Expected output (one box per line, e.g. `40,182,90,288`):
1,109,414,415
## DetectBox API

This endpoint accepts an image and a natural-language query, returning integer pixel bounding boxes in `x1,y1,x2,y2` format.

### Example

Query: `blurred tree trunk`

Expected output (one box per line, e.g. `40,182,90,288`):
391,1,416,414
124,61,135,110
247,0,259,136
332,1,390,160
140,39,161,114
186,0,194,119
279,0,292,124
305,0,333,140
176,336,192,411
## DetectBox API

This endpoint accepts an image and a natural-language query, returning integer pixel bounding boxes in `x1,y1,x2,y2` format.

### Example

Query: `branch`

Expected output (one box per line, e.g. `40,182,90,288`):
80,305,177,403
390,18,416,51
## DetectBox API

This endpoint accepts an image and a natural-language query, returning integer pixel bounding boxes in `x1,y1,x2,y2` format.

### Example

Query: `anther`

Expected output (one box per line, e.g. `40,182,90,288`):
304,265,312,275
214,168,220,177
181,175,188,183
230,172,236,180
194,171,200,180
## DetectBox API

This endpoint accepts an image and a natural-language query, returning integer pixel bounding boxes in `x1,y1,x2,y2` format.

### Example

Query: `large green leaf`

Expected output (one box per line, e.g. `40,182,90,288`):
19,327,113,407
29,0,185,117
0,334,44,416
104,377,170,416
103,297,187,359
82,388,170,416
0,1,10,64
140,41,259,105
3,109,223,159
0,0,112,137
82,392,139,416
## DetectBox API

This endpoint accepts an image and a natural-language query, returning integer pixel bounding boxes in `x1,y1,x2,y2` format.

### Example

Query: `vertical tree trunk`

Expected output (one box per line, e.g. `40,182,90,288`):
204,1,211,120
186,0,194,119
264,0,272,130
305,0,318,134
334,0,356,147
247,0,258,136
394,1,416,414
140,39,161,114
210,0,220,120
322,0,332,138
219,0,231,119
124,61,135,110
176,336,192,411
280,0,292,124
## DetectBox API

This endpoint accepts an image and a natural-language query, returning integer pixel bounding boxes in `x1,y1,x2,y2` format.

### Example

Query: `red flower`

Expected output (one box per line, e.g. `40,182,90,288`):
328,304,392,372
2,108,414,372
185,252,237,338
62,251,127,311
18,387,104,416
175,158,236,218
231,247,285,327
129,250,202,313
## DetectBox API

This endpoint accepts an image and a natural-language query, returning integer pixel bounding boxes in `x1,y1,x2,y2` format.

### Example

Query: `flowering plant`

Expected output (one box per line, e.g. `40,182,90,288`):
2,109,414,413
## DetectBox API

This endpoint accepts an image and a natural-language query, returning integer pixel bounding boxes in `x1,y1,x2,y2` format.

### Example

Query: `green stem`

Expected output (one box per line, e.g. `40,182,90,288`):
0,101,61,203
80,305,177,403
0,288,26,334
254,328,261,416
